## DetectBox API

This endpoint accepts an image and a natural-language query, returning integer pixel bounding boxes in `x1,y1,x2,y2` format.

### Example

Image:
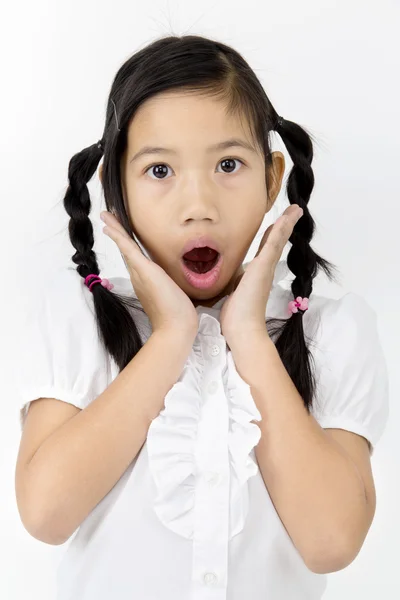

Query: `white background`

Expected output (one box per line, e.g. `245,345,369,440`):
1,0,399,598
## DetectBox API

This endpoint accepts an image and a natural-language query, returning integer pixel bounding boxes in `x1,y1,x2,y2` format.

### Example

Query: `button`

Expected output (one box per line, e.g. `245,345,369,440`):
203,572,218,586
204,471,221,487
209,344,220,357
207,380,218,394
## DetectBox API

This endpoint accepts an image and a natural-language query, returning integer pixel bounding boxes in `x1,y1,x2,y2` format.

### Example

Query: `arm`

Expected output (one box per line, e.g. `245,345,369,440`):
17,328,195,545
230,332,375,574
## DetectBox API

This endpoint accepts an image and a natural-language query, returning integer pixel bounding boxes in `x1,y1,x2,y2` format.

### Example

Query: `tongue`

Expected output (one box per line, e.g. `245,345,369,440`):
183,247,218,261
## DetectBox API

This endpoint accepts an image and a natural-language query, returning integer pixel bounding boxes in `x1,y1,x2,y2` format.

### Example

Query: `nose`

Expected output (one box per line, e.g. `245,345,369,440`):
180,178,219,222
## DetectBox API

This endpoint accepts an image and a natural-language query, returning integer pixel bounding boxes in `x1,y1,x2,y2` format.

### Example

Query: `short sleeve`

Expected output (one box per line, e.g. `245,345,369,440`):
14,267,114,432
312,292,390,456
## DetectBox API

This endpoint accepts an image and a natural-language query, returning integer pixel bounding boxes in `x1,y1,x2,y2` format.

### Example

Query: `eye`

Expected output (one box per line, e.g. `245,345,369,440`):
144,163,173,180
216,157,245,174
143,157,245,180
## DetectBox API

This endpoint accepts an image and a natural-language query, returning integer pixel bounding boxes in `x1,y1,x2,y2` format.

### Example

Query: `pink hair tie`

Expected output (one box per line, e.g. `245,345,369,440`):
288,296,309,316
84,273,114,292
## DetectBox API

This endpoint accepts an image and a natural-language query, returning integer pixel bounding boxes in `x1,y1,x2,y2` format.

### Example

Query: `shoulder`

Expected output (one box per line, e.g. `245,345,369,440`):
309,290,379,352
46,266,93,312
307,290,389,450
15,267,119,429
27,266,111,351
43,267,138,316
268,283,377,345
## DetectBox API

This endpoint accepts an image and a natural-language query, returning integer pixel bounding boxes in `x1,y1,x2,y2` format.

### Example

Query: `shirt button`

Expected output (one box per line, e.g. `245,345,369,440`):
204,471,221,487
209,344,220,357
203,572,218,586
207,380,218,394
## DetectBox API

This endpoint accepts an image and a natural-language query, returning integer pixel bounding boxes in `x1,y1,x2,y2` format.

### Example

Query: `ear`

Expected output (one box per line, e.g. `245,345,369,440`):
267,151,285,207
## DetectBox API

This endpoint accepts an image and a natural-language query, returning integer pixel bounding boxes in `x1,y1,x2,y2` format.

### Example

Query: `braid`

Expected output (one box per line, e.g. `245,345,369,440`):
64,141,104,280
63,140,145,371
266,116,339,411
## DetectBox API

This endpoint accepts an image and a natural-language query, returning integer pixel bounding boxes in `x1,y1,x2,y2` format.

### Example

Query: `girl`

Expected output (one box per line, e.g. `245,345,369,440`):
15,35,389,600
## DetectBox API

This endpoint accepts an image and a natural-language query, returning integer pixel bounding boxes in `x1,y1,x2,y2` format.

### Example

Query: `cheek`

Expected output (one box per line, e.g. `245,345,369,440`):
126,207,155,256
232,210,265,248
130,216,173,266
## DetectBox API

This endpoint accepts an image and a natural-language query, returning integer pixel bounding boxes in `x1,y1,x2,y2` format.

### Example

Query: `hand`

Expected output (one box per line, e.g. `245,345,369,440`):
219,204,304,350
100,211,199,337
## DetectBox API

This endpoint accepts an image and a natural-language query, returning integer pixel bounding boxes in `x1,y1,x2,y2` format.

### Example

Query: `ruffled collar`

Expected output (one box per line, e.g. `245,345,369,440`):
145,260,290,541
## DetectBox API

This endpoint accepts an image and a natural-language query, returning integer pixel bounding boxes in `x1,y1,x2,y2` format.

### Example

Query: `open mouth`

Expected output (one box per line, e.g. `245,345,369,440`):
180,247,223,289
182,247,220,274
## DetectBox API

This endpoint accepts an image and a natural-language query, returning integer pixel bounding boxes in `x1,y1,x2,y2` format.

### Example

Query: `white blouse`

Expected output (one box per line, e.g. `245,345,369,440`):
15,262,389,600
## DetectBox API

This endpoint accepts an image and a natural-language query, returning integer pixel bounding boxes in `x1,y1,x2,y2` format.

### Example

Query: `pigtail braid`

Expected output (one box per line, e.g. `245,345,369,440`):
266,116,340,411
65,141,104,277
63,140,145,371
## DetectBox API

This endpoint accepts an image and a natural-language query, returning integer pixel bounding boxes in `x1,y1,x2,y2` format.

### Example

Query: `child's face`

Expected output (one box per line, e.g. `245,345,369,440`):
117,91,284,308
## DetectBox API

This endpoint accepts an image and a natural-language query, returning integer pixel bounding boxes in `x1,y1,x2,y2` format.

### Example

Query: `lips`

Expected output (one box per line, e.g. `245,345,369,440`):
180,252,223,286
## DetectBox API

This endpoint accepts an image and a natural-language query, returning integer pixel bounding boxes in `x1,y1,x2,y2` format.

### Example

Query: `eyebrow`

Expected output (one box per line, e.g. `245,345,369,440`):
129,138,257,164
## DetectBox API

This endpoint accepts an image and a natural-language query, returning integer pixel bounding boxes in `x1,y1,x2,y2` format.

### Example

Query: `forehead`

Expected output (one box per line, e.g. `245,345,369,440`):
127,91,254,148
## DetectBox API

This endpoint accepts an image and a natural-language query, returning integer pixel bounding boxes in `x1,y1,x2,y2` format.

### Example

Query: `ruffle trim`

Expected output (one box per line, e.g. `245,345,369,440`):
225,350,262,537
146,321,262,540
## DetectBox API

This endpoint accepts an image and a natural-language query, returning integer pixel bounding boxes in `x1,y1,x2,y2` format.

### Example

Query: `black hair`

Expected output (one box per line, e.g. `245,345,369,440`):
63,34,339,412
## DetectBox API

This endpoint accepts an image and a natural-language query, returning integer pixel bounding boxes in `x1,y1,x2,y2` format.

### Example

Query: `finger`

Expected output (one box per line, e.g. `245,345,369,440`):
101,211,147,258
102,218,146,272
272,205,303,238
254,204,302,258
254,223,274,258
273,205,301,228
258,206,302,263
101,211,136,243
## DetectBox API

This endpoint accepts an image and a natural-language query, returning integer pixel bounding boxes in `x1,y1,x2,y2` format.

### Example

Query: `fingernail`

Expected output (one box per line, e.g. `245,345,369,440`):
100,211,108,221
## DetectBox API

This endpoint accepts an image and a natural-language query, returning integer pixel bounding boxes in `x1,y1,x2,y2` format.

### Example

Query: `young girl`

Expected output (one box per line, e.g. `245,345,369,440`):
15,35,389,600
